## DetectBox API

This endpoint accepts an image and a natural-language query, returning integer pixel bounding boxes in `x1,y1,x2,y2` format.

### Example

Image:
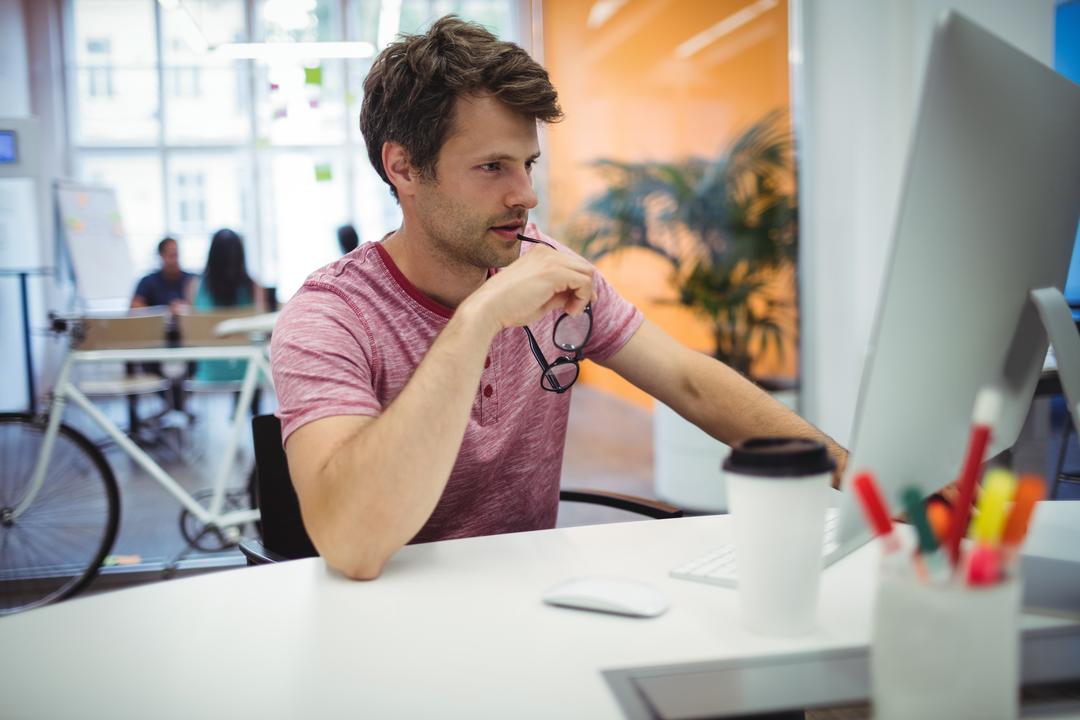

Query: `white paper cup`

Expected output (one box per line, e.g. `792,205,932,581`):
871,565,1021,719
724,438,834,636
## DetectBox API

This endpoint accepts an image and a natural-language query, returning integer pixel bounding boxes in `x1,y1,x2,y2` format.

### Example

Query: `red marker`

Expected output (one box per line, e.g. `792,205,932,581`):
945,388,1002,568
853,471,899,554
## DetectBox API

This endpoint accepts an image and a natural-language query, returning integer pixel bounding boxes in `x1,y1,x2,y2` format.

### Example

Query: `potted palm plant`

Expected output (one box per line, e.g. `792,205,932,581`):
575,110,798,376
571,111,799,510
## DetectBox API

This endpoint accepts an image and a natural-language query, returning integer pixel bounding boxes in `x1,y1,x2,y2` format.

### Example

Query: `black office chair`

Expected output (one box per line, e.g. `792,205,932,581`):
239,414,683,565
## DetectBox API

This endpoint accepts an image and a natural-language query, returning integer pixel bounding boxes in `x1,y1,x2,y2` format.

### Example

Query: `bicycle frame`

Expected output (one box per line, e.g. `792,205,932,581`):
15,344,273,538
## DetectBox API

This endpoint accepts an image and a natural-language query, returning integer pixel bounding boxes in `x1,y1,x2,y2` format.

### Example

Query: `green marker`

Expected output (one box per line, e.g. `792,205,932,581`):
902,486,938,555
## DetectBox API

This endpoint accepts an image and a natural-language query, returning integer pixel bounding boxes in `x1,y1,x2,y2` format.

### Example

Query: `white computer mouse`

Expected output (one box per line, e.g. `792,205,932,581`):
542,576,670,618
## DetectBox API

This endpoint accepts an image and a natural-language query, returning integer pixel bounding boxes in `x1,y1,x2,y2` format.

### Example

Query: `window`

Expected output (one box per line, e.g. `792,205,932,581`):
167,66,203,98
85,37,115,97
69,0,528,300
175,172,207,228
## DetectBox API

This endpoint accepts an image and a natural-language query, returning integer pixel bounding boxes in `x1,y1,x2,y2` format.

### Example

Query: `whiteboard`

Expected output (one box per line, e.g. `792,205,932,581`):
55,181,135,307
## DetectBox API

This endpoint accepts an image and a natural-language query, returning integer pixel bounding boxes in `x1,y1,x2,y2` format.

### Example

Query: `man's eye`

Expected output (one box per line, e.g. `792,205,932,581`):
480,162,500,172
525,160,536,172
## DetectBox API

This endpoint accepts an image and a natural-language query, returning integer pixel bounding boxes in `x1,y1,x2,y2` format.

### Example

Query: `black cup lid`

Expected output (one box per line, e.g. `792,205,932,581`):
722,437,836,478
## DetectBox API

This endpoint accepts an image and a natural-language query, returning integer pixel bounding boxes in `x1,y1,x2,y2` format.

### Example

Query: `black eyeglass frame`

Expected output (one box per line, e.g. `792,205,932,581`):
517,234,594,394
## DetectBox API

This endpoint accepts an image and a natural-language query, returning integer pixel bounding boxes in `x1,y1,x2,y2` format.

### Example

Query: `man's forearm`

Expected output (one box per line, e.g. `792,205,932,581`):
315,301,499,577
680,354,848,485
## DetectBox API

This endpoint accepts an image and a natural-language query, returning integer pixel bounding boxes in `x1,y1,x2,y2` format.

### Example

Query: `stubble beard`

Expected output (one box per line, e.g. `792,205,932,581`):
416,181,526,271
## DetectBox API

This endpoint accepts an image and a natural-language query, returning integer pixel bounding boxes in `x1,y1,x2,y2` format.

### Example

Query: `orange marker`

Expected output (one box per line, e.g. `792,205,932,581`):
926,499,952,542
1001,474,1045,552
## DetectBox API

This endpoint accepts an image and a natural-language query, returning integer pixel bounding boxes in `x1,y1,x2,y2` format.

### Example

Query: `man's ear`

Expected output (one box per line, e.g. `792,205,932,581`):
382,141,417,198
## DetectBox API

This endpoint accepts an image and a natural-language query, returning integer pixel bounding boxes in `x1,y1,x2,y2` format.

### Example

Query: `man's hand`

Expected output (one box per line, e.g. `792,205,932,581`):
463,243,597,333
283,242,600,580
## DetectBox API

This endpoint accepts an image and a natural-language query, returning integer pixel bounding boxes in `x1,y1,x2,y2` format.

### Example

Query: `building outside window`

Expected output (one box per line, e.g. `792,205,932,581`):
68,0,526,301
85,37,115,97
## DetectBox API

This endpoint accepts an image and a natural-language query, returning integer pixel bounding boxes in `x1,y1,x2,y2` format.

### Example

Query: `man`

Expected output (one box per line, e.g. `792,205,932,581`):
271,17,846,580
129,236,195,424
131,236,195,312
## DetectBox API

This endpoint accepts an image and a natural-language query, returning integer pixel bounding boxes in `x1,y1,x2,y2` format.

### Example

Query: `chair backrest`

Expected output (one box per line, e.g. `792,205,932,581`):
177,309,260,346
75,312,168,350
251,414,319,560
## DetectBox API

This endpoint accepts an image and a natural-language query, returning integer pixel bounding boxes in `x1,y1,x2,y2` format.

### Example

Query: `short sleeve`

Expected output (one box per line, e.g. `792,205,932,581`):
271,283,382,445
133,274,155,303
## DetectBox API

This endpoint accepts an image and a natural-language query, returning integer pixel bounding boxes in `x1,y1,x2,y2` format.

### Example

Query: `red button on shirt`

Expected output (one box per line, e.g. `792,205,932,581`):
483,385,493,398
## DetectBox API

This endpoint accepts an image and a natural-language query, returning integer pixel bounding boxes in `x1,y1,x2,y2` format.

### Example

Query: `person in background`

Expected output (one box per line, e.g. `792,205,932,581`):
128,236,195,427
337,224,360,255
186,228,265,384
131,236,195,312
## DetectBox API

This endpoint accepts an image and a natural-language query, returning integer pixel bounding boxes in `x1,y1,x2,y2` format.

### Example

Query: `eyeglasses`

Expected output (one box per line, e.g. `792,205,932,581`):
517,234,594,393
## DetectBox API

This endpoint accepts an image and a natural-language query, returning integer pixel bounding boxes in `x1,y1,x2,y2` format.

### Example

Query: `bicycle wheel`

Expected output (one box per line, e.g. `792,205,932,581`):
0,413,120,615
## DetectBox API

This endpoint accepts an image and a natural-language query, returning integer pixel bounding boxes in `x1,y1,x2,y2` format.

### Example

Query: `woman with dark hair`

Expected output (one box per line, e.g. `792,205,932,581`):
337,224,359,254
186,228,264,382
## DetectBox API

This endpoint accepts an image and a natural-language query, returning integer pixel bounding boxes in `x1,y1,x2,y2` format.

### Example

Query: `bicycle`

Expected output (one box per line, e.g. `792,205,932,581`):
0,312,274,615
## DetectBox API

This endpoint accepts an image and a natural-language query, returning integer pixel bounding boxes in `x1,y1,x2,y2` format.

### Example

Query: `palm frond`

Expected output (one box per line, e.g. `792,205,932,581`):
569,111,797,372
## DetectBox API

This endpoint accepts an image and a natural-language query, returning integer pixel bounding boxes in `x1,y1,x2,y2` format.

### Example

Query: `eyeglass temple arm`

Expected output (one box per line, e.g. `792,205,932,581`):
522,326,552,370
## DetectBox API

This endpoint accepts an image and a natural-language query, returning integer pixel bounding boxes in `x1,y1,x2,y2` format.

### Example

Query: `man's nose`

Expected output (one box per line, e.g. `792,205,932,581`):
505,167,538,209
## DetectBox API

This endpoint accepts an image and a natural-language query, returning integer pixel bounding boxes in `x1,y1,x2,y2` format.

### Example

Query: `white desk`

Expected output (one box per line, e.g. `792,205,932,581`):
0,508,1076,719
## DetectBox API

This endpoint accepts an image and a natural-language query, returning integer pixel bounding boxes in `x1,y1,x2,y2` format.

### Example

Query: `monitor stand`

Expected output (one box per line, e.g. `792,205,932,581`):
1030,287,1080,434
1021,288,1080,618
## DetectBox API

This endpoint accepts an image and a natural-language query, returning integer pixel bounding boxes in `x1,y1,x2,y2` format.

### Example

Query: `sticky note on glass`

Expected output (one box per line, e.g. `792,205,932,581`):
304,66,323,86
314,163,333,182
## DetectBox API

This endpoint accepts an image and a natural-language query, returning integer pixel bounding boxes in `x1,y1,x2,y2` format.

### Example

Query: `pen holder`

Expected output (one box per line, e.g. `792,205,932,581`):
870,562,1021,720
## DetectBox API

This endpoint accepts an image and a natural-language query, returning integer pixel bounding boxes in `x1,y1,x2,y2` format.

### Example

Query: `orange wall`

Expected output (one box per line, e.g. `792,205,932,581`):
542,0,795,407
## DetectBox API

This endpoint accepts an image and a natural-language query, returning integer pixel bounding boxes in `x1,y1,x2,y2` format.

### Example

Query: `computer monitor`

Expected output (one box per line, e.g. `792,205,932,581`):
829,11,1080,562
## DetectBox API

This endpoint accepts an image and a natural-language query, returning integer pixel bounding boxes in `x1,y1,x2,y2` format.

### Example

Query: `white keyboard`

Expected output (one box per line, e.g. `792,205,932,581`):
670,509,841,588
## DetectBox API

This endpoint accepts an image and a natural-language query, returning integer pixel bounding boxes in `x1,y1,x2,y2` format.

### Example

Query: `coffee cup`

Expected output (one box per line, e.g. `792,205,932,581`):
724,437,835,636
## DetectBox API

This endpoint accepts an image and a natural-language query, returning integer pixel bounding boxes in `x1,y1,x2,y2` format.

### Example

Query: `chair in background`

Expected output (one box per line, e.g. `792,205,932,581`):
1051,411,1080,499
176,308,263,394
175,309,266,456
66,312,174,441
239,414,683,565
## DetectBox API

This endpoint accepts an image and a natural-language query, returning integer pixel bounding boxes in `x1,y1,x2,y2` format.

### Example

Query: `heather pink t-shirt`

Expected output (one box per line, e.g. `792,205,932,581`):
271,225,644,544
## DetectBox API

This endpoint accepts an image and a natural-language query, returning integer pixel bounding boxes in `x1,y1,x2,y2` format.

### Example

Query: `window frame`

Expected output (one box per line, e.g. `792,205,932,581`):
64,0,535,294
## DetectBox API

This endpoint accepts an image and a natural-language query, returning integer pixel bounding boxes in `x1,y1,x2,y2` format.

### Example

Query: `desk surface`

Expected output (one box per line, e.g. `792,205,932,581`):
1,505,1076,719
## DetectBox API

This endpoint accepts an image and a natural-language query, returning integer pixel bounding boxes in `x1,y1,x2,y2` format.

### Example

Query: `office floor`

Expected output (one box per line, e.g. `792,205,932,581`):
70,385,1078,596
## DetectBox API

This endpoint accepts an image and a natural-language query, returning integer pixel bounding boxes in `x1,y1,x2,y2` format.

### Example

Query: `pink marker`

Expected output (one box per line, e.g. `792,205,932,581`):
966,545,1002,586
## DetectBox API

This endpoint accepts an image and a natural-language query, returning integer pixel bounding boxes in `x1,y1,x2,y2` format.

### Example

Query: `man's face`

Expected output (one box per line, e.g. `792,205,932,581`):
159,240,180,275
411,94,540,269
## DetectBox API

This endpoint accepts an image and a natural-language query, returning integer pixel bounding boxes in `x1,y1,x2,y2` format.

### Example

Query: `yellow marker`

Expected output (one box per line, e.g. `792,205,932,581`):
970,468,1016,544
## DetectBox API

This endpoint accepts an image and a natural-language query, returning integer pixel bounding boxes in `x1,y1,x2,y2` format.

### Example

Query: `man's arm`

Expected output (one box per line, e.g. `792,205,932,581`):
130,275,152,310
283,245,597,580
600,319,848,485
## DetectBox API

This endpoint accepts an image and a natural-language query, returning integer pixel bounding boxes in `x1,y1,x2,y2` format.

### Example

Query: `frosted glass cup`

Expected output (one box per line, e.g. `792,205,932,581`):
724,438,835,636
872,567,1021,719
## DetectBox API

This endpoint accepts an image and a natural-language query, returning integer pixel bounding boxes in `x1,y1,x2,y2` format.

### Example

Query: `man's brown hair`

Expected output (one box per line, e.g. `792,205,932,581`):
360,15,562,198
